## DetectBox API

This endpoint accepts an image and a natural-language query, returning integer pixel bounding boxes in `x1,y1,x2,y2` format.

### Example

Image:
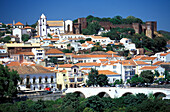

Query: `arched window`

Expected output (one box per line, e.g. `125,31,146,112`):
45,76,48,83
20,77,23,84
33,77,36,84
39,77,42,83
26,76,30,85
51,76,54,83
39,86,41,90
70,84,73,88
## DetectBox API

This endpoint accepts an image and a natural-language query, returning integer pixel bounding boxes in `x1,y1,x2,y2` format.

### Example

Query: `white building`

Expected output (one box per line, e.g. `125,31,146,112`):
8,65,57,91
37,14,73,37
32,48,45,63
120,38,136,51
153,52,170,62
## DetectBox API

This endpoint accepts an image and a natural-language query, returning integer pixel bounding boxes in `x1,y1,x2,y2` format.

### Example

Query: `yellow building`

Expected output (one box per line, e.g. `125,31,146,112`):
56,64,86,90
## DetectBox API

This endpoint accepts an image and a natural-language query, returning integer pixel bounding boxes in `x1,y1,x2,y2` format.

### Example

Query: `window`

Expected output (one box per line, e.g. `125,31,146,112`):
63,74,66,76
39,77,42,83
45,76,48,83
74,69,77,73
43,29,44,31
93,60,96,62
33,77,36,84
51,76,53,83
20,77,23,84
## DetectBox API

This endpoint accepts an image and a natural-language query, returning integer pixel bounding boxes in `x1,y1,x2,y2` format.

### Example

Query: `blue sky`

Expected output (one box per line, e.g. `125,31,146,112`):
0,0,170,31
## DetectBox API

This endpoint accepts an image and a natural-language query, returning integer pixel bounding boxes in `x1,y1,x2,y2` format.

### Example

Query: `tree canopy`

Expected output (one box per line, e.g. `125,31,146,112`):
22,34,30,42
82,22,101,35
140,70,154,84
0,64,20,103
86,68,109,87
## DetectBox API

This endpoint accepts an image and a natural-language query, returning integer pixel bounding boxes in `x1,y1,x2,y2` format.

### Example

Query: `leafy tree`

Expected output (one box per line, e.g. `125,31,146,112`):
78,39,85,44
130,74,143,85
163,71,170,81
22,34,30,42
62,49,72,53
154,70,160,77
91,42,103,52
82,22,101,35
97,74,109,87
85,38,92,41
140,70,154,84
31,22,37,29
85,95,104,112
0,36,11,43
87,68,98,87
62,93,80,111
0,64,20,103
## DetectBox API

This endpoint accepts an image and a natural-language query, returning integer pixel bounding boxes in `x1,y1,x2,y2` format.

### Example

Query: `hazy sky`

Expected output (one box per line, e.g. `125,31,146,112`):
0,0,170,31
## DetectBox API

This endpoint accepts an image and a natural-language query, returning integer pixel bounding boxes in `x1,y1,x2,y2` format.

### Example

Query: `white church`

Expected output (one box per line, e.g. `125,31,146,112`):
37,14,73,37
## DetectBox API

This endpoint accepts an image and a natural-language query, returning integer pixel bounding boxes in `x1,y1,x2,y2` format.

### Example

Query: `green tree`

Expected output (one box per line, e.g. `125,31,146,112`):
140,70,154,84
82,22,101,35
85,95,104,112
85,38,92,41
130,74,143,85
97,74,109,87
91,42,103,52
163,71,170,81
31,22,37,29
86,68,98,87
22,34,30,42
62,93,80,111
78,39,85,44
0,36,11,43
0,64,20,103
154,70,160,77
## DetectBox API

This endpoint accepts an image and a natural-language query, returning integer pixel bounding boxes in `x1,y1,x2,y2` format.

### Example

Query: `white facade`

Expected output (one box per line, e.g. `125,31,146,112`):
32,48,45,63
19,73,57,91
37,14,73,37
38,14,47,37
120,38,136,51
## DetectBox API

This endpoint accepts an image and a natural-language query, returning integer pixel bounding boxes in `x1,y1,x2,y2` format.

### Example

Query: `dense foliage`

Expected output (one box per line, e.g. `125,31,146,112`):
82,22,101,35
86,68,109,87
22,34,30,42
0,36,11,43
85,15,143,24
0,64,20,103
0,93,169,112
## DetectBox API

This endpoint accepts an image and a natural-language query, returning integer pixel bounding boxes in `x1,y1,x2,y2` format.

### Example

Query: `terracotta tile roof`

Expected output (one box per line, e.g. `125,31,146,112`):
58,64,74,68
106,51,118,54
121,60,136,66
8,65,54,75
53,35,59,37
34,35,40,38
24,26,34,29
160,52,170,56
132,55,146,60
152,61,164,65
90,35,108,39
159,62,170,65
43,67,55,71
135,61,150,65
65,53,74,56
140,57,157,61
0,47,5,49
16,52,34,56
73,54,119,58
7,62,20,66
140,66,159,70
14,22,24,26
75,62,101,66
98,70,119,75
86,41,95,44
81,43,88,47
46,49,63,54
48,44,54,47
81,68,91,70
99,59,109,62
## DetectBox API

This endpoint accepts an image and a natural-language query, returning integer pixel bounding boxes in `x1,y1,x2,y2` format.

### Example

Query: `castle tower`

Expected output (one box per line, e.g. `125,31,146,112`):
38,14,47,37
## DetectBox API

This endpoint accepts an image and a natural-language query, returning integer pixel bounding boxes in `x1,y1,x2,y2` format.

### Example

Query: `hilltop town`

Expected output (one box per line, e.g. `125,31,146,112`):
0,14,169,91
